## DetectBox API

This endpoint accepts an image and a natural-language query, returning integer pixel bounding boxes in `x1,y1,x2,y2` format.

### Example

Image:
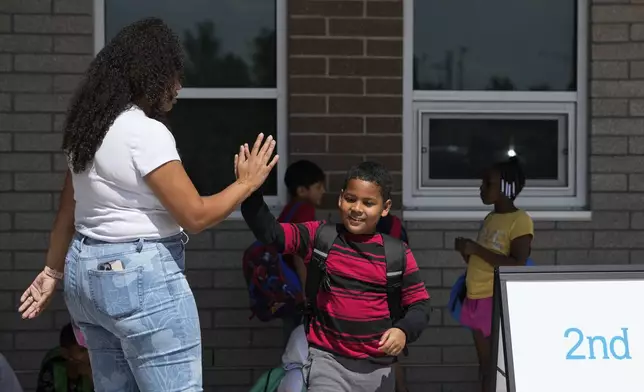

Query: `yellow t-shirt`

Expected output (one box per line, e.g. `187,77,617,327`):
465,210,534,299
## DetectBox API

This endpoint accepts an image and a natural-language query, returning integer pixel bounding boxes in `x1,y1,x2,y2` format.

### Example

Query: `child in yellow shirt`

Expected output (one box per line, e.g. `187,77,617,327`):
454,156,534,392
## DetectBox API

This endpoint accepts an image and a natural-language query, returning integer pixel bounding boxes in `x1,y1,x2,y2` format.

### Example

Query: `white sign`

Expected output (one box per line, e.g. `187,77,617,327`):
504,280,644,391
496,322,507,392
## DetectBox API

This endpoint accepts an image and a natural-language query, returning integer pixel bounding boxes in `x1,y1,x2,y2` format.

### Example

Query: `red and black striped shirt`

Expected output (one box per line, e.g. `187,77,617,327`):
241,192,431,362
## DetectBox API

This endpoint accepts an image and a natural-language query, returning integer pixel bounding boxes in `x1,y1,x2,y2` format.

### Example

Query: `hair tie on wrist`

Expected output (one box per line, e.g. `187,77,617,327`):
44,266,63,280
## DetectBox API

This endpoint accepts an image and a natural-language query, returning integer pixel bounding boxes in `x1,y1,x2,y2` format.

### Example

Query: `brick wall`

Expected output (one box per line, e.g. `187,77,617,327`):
0,0,94,389
2,0,644,391
288,0,403,208
588,0,644,263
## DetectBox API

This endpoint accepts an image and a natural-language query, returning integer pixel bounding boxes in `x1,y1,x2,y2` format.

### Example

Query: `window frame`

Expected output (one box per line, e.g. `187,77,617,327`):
94,0,288,211
402,0,589,220
418,104,573,194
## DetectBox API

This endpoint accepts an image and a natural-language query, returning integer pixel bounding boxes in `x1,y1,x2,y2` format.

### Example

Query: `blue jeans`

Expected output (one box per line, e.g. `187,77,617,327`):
64,232,202,392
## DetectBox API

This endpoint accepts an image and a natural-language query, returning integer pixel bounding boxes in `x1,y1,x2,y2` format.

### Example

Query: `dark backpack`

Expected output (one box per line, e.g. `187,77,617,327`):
243,203,305,322
376,215,408,245
39,348,93,392
304,223,408,330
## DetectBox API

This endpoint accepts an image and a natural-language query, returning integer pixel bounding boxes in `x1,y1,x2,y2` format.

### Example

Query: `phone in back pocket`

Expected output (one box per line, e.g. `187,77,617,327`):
98,260,124,271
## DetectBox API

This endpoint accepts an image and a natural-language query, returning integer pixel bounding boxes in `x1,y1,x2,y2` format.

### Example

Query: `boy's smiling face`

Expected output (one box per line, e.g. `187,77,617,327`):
338,179,391,235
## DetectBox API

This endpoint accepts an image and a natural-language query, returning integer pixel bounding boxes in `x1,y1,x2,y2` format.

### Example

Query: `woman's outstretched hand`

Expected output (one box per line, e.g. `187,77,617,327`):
234,133,279,192
19,269,58,319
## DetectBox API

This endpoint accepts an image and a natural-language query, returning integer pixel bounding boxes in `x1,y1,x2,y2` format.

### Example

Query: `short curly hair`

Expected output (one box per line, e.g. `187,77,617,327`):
62,17,184,173
343,161,393,201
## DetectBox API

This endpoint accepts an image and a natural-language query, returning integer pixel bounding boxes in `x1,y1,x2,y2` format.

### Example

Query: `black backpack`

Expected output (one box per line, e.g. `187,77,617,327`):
304,223,407,329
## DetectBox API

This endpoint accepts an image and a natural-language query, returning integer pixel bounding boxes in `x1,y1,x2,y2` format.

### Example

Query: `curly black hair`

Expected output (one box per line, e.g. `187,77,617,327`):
343,161,393,201
62,17,184,173
59,322,77,348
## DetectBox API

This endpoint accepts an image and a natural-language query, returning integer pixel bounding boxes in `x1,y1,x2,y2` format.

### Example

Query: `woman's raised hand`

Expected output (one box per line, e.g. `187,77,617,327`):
234,133,279,192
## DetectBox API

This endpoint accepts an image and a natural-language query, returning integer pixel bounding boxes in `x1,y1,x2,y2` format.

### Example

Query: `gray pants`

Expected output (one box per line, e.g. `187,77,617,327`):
304,347,395,392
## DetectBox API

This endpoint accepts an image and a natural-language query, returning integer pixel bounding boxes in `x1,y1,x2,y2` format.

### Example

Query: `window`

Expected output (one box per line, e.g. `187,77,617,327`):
95,0,287,207
403,0,588,218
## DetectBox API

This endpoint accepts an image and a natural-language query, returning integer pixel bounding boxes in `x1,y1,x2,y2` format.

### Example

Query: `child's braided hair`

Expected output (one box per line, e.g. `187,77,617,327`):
495,156,526,201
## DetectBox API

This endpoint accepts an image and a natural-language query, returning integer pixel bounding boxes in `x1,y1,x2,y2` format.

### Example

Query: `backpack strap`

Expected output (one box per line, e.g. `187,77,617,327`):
52,359,68,392
382,233,407,323
304,223,340,328
264,368,275,392
282,202,303,223
82,375,93,392
388,215,403,240
400,225,409,245
383,233,409,356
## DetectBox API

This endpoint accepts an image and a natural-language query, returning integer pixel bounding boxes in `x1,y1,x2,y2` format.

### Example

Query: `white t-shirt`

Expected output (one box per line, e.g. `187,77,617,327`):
71,105,182,242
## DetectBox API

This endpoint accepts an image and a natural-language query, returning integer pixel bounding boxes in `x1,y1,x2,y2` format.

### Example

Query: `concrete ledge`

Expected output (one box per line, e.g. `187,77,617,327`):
403,210,593,222
225,209,593,222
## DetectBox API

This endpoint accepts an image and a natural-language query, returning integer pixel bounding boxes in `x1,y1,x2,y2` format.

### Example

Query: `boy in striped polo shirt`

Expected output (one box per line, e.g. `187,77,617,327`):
242,161,431,392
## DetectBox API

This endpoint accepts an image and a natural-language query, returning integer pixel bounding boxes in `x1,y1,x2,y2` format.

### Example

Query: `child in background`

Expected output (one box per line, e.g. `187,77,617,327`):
279,160,326,339
241,160,431,392
37,323,93,392
454,157,534,392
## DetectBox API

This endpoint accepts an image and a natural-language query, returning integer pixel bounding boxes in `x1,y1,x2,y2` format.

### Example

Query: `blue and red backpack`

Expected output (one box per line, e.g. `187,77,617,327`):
242,203,306,322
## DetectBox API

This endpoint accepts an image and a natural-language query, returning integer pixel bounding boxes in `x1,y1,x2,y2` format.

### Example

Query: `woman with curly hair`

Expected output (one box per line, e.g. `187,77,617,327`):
17,17,278,391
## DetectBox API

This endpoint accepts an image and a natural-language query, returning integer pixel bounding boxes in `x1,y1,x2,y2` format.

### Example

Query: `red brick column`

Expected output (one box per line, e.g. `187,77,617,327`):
288,0,403,207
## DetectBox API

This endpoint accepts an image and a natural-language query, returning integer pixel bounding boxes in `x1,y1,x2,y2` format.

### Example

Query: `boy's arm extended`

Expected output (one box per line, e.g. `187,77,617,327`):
394,246,431,344
241,190,284,248
241,190,319,258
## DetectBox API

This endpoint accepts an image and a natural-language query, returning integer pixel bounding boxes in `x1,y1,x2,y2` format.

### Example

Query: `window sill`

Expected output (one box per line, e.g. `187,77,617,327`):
227,208,592,222
402,210,592,221
225,207,284,221
226,211,244,220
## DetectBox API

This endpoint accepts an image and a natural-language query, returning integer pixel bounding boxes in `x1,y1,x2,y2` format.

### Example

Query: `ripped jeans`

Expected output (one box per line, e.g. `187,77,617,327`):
64,232,202,392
